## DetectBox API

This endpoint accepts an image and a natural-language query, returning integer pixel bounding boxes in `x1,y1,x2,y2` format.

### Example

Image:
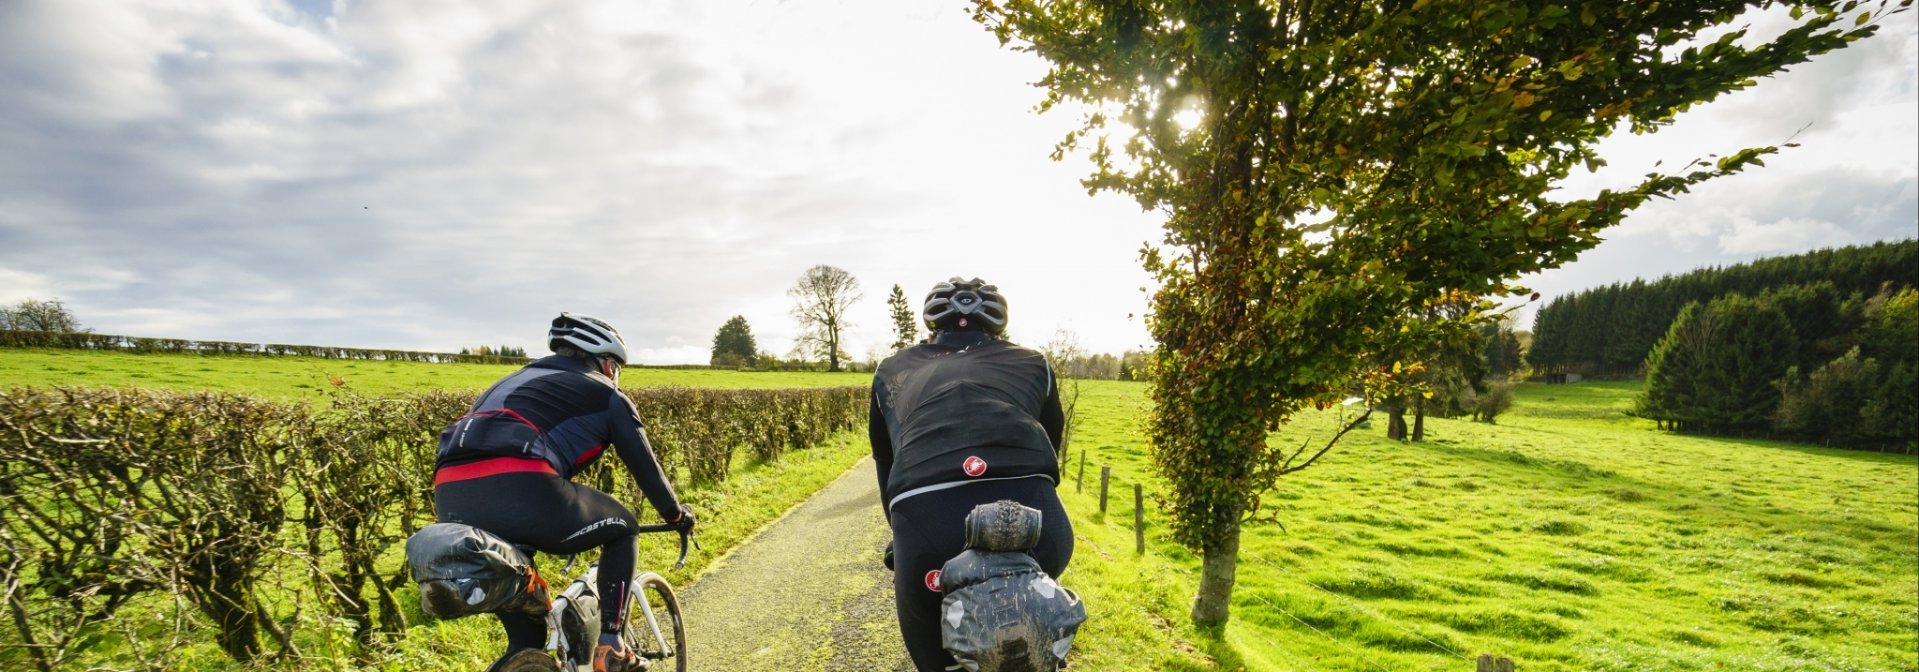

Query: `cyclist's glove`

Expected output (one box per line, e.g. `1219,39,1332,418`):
670,505,696,533
882,539,894,572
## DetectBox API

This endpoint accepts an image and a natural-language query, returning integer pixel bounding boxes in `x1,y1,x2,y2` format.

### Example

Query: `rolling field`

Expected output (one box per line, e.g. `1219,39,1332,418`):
1064,379,1919,671
0,347,871,396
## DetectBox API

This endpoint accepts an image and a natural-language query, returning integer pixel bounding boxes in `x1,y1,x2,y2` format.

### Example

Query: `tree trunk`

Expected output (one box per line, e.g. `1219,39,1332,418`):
1191,520,1241,627
1411,398,1426,442
1387,410,1407,440
192,568,261,662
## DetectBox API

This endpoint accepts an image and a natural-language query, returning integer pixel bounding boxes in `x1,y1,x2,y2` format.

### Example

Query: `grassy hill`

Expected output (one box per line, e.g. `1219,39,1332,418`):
1062,379,1918,671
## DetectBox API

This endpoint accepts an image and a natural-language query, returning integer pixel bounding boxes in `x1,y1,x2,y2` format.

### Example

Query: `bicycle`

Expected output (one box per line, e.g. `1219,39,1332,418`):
492,523,696,672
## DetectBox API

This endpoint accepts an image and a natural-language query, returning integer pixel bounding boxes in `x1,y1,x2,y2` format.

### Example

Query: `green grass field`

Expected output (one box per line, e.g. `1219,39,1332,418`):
0,348,871,396
1064,379,1919,671
5,348,1913,671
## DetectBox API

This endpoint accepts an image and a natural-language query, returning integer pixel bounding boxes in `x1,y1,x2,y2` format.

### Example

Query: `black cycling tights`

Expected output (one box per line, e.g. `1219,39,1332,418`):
890,478,1074,672
435,471,639,662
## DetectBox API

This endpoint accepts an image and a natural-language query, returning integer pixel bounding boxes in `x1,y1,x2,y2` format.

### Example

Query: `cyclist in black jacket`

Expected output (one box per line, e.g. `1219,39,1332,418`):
433,313,693,672
870,278,1074,671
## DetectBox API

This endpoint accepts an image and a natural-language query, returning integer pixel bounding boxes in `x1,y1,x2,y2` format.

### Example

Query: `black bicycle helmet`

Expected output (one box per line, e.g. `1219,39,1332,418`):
548,312,628,364
923,277,1007,334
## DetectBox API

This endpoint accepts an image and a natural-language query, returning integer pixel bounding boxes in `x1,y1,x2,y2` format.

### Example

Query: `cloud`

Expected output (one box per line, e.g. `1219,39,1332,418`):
0,267,54,304
1718,216,1855,255
1,0,1906,360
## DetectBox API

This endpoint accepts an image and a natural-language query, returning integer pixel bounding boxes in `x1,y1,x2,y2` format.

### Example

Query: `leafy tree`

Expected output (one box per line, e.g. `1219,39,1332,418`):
1759,281,1843,368
972,0,1894,626
0,297,85,332
1640,295,1798,434
1699,295,1799,431
1374,294,1486,441
1773,286,1911,449
1775,347,1880,446
1860,286,1917,367
711,315,758,367
1863,360,1917,449
788,265,862,372
1479,320,1525,378
1117,349,1152,381
887,284,920,350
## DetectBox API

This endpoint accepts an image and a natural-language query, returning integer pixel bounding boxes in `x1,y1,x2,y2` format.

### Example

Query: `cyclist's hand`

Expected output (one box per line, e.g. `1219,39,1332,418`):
671,505,696,533
882,539,894,572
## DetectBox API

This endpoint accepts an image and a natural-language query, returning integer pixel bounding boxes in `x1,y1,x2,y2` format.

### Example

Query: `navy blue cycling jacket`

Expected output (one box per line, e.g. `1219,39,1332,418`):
434,355,680,520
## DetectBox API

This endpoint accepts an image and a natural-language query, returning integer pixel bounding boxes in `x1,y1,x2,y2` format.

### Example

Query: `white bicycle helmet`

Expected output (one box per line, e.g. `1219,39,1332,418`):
548,313,628,364
923,277,1007,334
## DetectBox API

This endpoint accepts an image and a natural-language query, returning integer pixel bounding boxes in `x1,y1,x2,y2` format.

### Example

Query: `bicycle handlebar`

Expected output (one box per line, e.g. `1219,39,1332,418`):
631,523,698,570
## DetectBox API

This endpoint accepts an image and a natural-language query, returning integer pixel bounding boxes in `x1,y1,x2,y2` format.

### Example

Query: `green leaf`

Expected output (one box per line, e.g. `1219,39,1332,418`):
1857,11,1872,25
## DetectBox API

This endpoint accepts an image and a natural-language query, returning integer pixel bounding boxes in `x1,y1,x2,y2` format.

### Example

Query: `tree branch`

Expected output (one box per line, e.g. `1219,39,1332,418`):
1280,408,1371,475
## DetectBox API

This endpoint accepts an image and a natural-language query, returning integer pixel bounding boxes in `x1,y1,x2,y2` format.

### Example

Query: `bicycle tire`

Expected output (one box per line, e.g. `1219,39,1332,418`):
625,572,687,672
495,648,563,672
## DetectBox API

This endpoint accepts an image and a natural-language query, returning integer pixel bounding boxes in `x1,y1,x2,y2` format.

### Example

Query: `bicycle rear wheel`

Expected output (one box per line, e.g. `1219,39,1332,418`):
625,572,687,672
495,648,563,672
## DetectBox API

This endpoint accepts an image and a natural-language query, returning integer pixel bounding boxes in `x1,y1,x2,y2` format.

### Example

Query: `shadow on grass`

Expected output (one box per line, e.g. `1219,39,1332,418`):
1659,432,1919,466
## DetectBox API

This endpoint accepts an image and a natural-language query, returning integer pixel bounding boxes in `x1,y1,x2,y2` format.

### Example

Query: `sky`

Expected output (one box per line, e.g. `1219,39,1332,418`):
1,1,1913,365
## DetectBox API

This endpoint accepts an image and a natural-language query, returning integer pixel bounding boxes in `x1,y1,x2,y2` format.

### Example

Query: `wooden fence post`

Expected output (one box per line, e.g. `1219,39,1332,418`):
1099,466,1110,514
1476,654,1514,672
1133,484,1145,554
1076,450,1085,493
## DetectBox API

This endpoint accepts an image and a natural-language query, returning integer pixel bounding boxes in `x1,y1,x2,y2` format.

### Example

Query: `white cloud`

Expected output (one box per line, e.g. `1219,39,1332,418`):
1719,216,1855,255
0,267,54,304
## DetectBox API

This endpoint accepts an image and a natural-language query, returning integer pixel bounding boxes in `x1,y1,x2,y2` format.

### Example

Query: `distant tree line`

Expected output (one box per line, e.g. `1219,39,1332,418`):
1050,349,1153,381
1529,240,1917,377
1373,297,1529,441
0,329,533,365
1,297,533,365
457,344,527,358
1637,285,1916,451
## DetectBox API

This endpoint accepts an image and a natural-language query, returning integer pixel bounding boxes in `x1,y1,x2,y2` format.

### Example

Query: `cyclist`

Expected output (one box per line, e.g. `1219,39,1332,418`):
432,313,694,672
869,278,1075,671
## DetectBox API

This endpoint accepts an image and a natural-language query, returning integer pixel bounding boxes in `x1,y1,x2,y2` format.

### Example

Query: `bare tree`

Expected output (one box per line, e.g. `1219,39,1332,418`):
0,298,85,333
788,265,862,372
1040,329,1085,452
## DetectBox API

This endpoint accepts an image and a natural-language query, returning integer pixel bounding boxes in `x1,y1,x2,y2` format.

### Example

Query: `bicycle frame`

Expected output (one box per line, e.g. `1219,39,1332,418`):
539,524,694,669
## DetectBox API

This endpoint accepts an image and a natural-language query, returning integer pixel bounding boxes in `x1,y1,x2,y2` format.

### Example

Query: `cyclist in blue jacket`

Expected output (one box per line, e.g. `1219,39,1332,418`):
433,313,693,672
870,278,1075,671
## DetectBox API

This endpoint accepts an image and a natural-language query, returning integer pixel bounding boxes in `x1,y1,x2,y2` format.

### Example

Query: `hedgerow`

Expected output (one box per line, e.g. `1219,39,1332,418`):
0,329,530,365
0,384,864,669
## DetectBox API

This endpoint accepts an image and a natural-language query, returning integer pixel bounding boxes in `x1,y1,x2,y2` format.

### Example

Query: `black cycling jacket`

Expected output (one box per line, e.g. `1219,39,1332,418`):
434,355,681,520
869,330,1065,511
